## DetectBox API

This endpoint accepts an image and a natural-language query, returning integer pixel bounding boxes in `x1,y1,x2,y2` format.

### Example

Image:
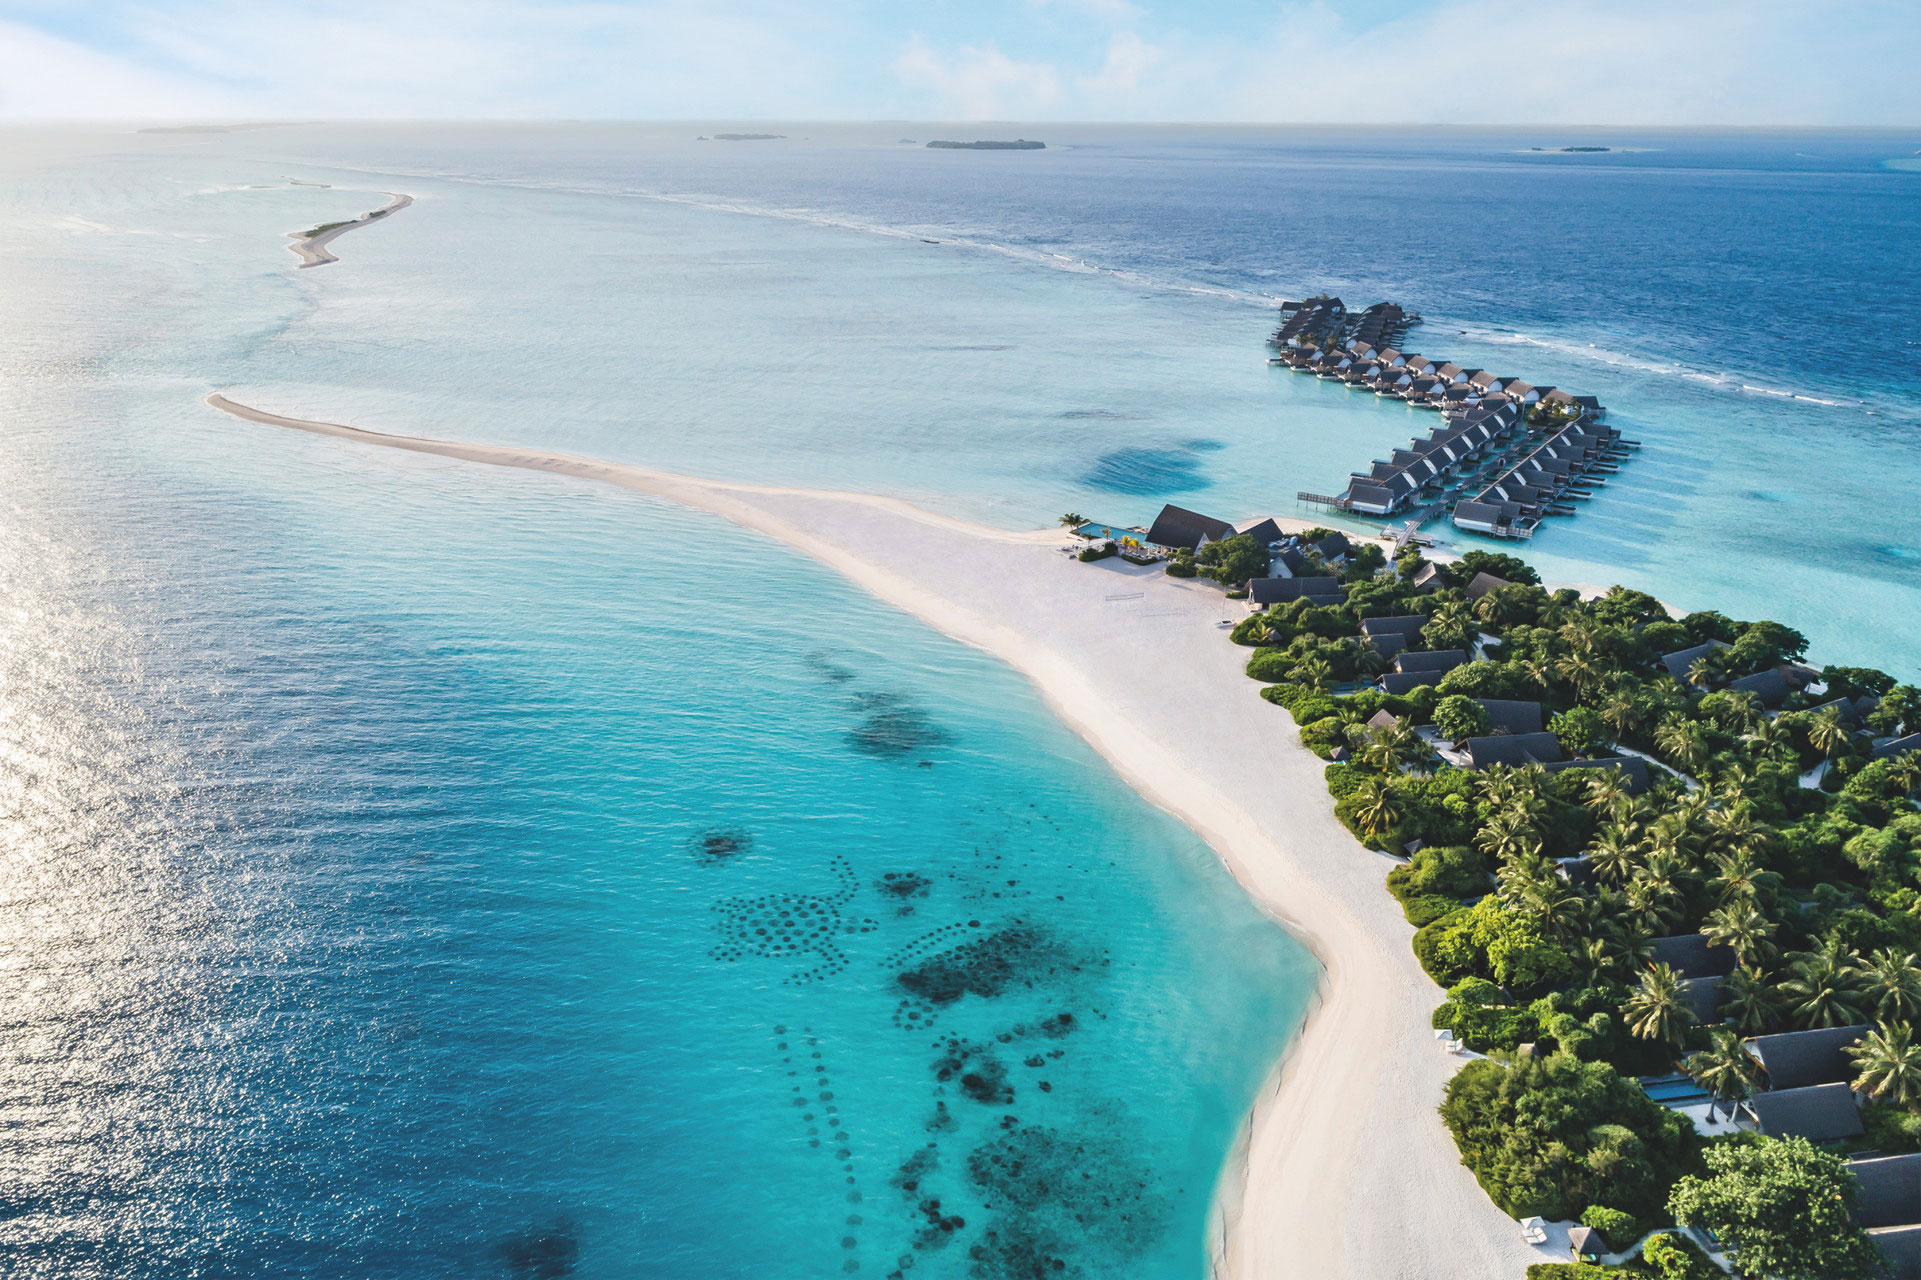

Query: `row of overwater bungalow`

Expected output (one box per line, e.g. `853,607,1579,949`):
1269,297,1638,541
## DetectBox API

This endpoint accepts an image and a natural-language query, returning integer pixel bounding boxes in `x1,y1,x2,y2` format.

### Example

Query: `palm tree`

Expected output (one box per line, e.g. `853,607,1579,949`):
1623,963,1697,1051
1498,854,1567,921
1555,650,1605,697
1743,716,1793,759
1389,723,1436,776
1477,810,1541,864
1863,949,1921,1024
1702,901,1778,968
1421,603,1476,654
1587,825,1641,885
1584,768,1633,815
1348,724,1402,773
1777,940,1869,1029
1708,847,1780,907
1684,1027,1756,1121
1289,655,1334,692
1351,778,1401,838
1687,649,1729,690
1850,1022,1921,1111
1722,964,1783,1035
1888,750,1921,796
1600,692,1644,741
1654,715,1709,775
1058,513,1088,527
1711,690,1763,735
1808,707,1852,762
1350,638,1387,678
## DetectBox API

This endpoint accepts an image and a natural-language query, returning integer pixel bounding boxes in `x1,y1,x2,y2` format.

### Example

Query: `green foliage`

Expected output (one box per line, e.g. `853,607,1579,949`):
1859,1099,1921,1154
1076,540,1118,563
1244,648,1295,683
1194,533,1270,586
1164,557,1197,578
1823,665,1897,701
1638,1231,1716,1280
1577,1204,1637,1247
1679,610,1739,645
1432,977,1541,1052
1551,706,1611,757
1401,893,1465,926
1342,542,1387,582
1588,586,1669,628
1668,1137,1883,1280
1433,694,1490,741
1386,843,1491,904
1447,549,1540,587
1524,1267,1610,1280
1640,620,1692,653
1410,896,1574,989
1441,1051,1699,1223
1437,660,1544,701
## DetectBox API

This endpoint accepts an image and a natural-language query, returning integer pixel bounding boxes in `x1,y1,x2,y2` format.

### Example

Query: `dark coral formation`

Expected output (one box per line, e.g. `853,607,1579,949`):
710,857,874,982
846,692,950,758
688,826,753,865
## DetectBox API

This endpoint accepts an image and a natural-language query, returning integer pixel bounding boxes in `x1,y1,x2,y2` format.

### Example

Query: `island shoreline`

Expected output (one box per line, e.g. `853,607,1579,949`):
203,391,1542,1279
288,192,413,268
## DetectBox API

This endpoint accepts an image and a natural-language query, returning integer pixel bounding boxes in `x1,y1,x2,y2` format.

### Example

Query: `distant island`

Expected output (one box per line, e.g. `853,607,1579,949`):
1531,145,1614,153
706,133,784,142
926,139,1045,151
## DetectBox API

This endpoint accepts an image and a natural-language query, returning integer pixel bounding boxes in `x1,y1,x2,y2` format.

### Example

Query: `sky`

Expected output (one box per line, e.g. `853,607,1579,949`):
1,0,1916,124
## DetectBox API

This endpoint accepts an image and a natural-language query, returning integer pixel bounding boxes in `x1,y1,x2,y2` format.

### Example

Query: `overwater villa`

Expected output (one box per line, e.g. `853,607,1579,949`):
1274,296,1641,541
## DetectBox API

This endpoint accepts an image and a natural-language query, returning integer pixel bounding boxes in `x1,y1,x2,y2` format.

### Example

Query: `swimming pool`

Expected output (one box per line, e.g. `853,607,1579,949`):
1075,521,1151,548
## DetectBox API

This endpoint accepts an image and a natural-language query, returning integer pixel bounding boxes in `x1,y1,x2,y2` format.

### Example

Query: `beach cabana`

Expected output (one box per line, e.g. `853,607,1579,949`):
1745,1083,1864,1142
1567,1225,1607,1264
1309,531,1353,561
1145,504,1235,552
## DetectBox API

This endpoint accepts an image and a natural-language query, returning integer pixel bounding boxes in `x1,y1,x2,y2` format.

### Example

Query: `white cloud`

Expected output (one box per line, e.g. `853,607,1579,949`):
1076,31,1159,100
894,36,1063,120
0,19,236,118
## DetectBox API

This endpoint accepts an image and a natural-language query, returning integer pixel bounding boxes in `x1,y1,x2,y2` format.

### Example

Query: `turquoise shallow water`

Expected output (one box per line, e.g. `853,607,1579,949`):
1,122,1915,1278
0,129,1314,1280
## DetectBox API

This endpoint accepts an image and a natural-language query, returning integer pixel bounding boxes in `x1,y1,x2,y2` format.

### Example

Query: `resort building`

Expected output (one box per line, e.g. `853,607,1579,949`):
1743,1025,1871,1090
1744,1082,1866,1142
1464,731,1563,769
1145,504,1235,552
1650,932,1738,981
1248,576,1342,608
1660,639,1733,682
1850,1155,1921,1279
1472,699,1544,735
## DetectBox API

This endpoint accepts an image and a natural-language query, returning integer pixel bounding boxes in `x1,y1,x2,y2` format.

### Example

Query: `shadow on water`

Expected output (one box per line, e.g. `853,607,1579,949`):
1080,439,1225,496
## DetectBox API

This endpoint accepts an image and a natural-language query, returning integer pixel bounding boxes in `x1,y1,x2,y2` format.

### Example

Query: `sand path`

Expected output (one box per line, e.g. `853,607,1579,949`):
205,392,1548,1280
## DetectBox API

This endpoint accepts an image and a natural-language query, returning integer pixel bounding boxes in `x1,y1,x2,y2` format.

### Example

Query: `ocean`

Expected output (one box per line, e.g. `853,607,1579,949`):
1,121,1917,1278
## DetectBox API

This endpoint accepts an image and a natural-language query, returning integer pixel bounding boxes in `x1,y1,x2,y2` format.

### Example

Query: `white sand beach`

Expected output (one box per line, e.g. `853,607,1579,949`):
287,193,413,268
206,392,1546,1279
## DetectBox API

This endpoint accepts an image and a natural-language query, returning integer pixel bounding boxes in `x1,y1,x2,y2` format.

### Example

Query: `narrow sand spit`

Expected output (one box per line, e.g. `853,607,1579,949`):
205,392,1547,1280
287,193,413,268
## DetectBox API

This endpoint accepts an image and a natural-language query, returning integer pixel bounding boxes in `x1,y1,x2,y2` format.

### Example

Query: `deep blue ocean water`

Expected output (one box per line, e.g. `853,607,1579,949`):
1,122,1917,1278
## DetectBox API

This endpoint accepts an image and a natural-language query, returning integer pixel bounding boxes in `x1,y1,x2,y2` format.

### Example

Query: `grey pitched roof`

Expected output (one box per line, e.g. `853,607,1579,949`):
1876,734,1921,762
1661,639,1733,681
1745,1025,1871,1089
1145,504,1236,551
1869,1223,1921,1279
1678,976,1726,1025
1540,756,1653,794
1248,576,1341,605
1238,518,1285,546
1474,699,1544,736
1746,1082,1864,1142
1378,670,1445,695
1360,615,1430,640
1852,1154,1921,1230
1465,731,1564,769
1411,562,1443,591
1367,709,1400,730
1368,633,1407,662
1651,933,1738,980
1567,1225,1606,1258
1311,531,1353,560
1465,571,1512,600
1394,648,1468,673
1277,547,1306,575
1728,668,1792,708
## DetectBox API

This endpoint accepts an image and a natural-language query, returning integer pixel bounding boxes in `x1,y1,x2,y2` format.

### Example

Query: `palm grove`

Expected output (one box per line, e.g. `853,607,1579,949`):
1226,536,1921,1278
